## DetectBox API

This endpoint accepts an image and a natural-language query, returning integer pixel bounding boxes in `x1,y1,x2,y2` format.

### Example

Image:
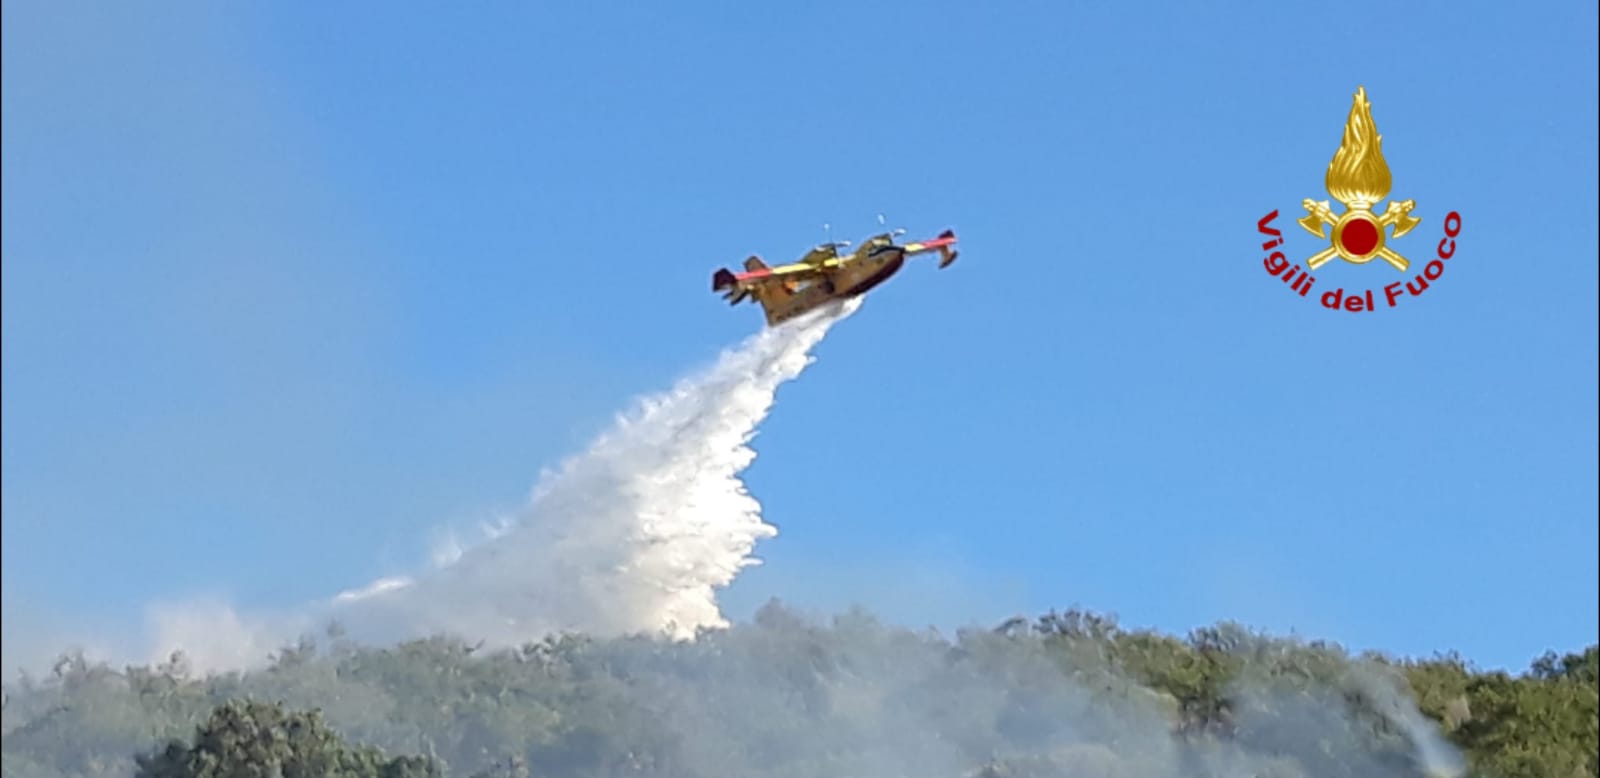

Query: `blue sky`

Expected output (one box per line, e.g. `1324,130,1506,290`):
3,0,1595,673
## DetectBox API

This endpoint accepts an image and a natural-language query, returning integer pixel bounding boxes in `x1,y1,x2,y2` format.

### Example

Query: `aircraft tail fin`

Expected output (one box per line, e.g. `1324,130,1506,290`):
714,256,783,306
712,266,751,306
712,254,809,322
935,229,960,268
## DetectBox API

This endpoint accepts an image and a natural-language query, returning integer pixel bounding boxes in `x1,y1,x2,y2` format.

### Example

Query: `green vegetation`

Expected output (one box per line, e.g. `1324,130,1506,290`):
2,604,1594,778
131,699,442,778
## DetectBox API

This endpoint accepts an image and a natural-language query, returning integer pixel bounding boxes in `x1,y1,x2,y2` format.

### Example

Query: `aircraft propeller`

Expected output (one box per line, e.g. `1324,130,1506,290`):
820,222,851,251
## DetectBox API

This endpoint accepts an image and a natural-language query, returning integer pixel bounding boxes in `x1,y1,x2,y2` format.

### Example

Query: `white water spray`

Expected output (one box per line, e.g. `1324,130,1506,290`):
147,298,862,668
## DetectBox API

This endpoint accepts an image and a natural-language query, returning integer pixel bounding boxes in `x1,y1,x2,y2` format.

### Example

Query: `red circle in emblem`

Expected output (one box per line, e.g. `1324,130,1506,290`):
1340,218,1380,256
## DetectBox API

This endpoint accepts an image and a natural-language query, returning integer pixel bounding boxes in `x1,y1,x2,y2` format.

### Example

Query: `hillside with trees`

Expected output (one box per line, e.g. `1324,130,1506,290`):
2,603,1594,778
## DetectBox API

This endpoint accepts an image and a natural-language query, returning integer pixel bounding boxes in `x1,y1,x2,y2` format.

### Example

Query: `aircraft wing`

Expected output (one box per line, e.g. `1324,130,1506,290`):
901,229,960,268
712,256,826,304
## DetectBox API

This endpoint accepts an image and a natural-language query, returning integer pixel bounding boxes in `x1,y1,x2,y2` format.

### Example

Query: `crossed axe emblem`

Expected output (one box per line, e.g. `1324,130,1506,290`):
1296,198,1421,272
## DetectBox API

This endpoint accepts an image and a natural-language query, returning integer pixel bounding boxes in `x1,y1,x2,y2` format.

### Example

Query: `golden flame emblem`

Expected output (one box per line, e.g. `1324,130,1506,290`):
1297,86,1421,272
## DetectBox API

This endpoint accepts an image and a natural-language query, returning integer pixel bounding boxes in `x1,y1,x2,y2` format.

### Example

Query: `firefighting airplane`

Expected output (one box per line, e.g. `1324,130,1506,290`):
711,224,959,326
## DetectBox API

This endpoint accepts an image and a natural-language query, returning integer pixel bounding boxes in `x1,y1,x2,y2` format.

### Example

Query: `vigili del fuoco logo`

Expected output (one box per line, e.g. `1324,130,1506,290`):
1258,86,1463,312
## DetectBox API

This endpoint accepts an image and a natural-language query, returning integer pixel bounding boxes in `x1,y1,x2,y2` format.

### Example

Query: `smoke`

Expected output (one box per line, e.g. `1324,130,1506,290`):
143,297,863,672
612,608,1468,778
1344,664,1469,778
